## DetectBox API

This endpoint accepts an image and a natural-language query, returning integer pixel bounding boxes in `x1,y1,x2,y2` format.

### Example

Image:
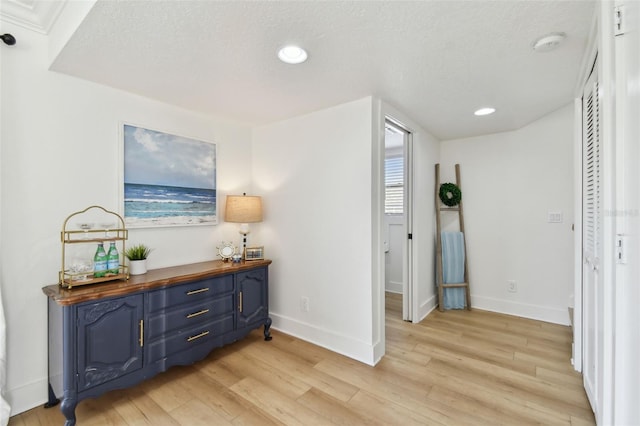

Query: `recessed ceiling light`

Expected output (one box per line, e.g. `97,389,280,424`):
532,32,566,52
277,45,308,64
474,107,496,116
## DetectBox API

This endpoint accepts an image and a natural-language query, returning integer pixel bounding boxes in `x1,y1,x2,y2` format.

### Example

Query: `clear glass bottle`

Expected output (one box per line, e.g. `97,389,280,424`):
106,242,120,275
93,243,108,278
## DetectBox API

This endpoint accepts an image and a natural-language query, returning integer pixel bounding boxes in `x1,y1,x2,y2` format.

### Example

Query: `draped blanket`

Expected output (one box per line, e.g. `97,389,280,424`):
441,232,466,310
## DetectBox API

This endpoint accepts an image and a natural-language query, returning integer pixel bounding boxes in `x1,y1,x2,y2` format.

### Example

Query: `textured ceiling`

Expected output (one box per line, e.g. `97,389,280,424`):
49,0,595,140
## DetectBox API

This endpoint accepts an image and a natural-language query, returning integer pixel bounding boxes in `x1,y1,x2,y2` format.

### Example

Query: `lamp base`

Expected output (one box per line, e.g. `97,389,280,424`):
240,232,248,260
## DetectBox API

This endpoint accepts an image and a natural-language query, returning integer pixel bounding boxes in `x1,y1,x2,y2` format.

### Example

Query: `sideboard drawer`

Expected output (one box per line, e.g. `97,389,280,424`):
145,315,234,363
147,275,234,312
146,294,234,340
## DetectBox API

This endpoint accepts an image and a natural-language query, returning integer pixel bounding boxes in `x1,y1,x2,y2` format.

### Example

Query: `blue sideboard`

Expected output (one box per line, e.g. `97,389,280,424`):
42,259,272,426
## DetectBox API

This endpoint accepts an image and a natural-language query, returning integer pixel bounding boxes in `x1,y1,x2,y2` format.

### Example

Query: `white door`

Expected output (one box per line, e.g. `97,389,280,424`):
613,2,640,423
384,120,413,321
581,59,601,416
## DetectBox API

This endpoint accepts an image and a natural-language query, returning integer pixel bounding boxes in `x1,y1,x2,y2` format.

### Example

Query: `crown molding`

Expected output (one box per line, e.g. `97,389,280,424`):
0,0,66,34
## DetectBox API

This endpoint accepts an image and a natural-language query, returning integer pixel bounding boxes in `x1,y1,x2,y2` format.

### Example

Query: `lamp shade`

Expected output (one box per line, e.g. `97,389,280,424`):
225,195,263,223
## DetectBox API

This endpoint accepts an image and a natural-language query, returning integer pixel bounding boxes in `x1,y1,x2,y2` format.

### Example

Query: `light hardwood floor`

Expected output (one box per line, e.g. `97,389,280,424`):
10,293,595,425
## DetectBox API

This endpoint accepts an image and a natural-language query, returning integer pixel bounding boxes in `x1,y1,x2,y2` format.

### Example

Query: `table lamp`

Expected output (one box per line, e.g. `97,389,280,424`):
224,194,263,259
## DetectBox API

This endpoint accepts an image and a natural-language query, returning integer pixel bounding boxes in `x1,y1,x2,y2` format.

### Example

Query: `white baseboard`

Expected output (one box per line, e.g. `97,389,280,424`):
8,377,48,416
270,313,377,366
372,337,385,366
416,295,437,323
385,281,403,294
472,295,570,325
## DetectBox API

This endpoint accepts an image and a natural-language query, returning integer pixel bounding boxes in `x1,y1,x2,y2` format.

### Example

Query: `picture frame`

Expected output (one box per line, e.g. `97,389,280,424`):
245,246,264,261
121,123,217,228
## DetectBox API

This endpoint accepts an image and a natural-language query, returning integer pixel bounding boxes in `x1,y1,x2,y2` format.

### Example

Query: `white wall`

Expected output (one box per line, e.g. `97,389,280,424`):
252,98,378,364
440,104,574,324
0,22,253,415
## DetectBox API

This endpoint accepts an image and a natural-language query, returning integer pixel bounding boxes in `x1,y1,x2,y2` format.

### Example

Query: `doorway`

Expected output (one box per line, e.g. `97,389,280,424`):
384,119,413,321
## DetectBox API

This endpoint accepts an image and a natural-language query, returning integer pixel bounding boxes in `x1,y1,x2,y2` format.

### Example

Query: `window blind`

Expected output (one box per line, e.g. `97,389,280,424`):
385,156,403,214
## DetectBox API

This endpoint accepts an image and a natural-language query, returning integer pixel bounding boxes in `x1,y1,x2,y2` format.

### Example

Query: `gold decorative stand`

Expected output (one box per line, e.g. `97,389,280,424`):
59,205,129,289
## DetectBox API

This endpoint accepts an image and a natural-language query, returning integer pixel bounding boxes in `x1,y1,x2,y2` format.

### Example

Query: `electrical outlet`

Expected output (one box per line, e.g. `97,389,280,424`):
547,211,563,223
507,280,517,293
301,296,309,312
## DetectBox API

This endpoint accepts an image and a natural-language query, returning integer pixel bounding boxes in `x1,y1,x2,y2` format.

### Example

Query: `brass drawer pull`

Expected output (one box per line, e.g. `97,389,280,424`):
186,287,209,296
239,291,243,313
187,330,210,342
139,319,144,347
186,309,209,319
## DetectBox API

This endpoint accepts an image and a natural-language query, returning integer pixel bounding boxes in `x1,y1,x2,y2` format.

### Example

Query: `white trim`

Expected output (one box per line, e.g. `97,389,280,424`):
7,377,48,416
371,98,386,366
403,131,414,322
0,0,65,34
271,313,378,366
599,3,617,424
385,281,403,294
572,96,583,372
0,27,6,426
416,295,437,323
472,295,570,326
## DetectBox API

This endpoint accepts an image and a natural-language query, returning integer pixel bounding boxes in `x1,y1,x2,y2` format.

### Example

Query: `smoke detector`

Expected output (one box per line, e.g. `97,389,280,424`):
532,32,566,52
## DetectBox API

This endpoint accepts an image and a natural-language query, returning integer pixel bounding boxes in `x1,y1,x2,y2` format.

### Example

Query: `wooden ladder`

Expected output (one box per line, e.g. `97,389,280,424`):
435,163,471,311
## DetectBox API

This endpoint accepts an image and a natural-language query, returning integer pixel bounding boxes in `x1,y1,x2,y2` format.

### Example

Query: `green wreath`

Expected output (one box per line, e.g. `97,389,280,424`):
439,183,462,207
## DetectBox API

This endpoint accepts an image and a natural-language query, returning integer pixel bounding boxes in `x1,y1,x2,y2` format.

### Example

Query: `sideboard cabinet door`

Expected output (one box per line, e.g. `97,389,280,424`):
237,267,269,331
76,294,144,391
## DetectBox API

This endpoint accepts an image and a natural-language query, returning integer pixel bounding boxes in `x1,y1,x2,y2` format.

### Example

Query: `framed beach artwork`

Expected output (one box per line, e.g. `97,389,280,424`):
121,124,217,228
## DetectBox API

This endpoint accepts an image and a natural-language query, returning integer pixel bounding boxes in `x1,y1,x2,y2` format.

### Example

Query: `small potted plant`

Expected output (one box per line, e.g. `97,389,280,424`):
124,244,152,275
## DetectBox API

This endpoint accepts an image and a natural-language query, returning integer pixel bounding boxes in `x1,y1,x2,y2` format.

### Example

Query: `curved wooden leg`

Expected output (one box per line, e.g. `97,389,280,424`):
60,395,77,426
263,317,272,341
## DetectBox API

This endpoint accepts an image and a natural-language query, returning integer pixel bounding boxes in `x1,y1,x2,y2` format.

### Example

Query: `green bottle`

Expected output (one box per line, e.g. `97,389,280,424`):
107,242,120,275
93,243,108,278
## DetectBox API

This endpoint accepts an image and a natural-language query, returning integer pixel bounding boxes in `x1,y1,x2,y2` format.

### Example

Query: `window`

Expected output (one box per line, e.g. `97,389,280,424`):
385,156,403,214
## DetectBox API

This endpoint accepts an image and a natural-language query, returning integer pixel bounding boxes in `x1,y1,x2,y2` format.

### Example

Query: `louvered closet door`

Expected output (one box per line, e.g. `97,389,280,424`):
582,60,601,415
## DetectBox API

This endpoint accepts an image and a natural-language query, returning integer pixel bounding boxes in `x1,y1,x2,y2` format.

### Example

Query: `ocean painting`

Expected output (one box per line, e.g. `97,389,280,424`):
123,124,216,227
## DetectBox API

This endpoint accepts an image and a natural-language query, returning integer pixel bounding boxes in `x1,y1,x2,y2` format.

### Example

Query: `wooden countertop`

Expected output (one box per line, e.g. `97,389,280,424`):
43,259,272,306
